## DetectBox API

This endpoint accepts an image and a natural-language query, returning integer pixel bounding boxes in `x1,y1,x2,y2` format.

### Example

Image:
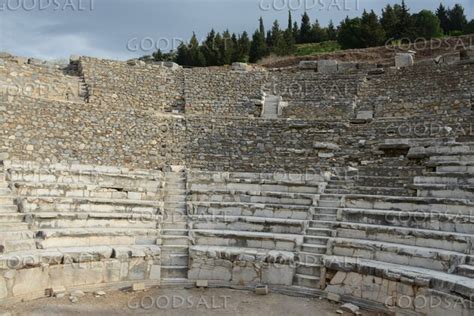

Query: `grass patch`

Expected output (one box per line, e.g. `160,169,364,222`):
295,41,341,56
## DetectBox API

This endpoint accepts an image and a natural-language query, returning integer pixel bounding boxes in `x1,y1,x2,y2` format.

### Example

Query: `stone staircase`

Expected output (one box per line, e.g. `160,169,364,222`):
161,166,189,283
64,58,90,103
262,95,280,119
293,175,350,288
0,160,35,254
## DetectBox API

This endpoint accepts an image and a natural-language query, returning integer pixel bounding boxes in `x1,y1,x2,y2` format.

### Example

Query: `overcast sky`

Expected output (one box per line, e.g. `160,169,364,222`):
0,0,472,61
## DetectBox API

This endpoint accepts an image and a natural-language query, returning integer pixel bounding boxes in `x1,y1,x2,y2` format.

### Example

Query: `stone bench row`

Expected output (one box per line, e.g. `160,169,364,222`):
15,182,161,201
323,255,474,314
188,189,316,206
188,201,312,220
337,208,474,234
188,245,295,286
333,222,473,253
328,237,468,274
0,245,161,303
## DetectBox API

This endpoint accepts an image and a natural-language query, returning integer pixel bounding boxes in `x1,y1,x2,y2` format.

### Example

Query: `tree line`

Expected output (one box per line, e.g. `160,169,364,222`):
146,1,473,66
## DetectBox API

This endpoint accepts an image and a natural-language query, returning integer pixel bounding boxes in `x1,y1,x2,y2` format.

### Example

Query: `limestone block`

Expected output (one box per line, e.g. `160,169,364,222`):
395,53,414,68
298,61,318,70
356,111,373,120
0,277,7,299
128,258,148,280
261,264,294,285
232,263,259,284
12,267,50,297
164,62,180,70
318,60,338,73
232,62,249,71
313,142,340,151
149,265,161,280
0,52,12,58
70,55,81,63
435,52,461,65
338,62,358,72
330,271,347,285
28,58,45,66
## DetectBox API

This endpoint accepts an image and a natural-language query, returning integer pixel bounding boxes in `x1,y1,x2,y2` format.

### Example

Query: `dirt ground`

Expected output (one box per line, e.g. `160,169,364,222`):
2,287,380,316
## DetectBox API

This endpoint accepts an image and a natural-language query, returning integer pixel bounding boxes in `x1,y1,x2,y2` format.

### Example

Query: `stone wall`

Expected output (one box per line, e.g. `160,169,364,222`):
265,70,365,119
357,62,473,118
0,96,186,169
184,68,266,117
79,57,185,112
0,57,83,103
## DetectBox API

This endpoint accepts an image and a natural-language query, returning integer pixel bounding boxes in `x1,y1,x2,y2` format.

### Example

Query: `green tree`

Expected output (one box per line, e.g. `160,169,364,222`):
447,4,467,33
464,20,474,35
360,10,386,47
201,30,219,65
299,12,312,43
381,4,399,40
249,29,268,63
327,20,337,41
259,17,265,35
414,10,442,39
396,0,416,39
436,3,450,34
310,20,328,43
235,31,251,62
337,17,364,49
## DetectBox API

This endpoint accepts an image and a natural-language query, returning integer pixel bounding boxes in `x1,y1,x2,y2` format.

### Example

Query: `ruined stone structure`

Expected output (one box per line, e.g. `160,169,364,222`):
0,49,473,315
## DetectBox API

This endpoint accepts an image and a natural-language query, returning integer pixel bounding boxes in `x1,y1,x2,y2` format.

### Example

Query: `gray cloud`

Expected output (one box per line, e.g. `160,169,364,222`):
0,0,472,60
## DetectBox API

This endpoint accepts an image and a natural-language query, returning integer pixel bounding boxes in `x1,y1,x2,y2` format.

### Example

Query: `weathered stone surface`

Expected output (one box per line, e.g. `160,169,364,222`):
318,59,338,73
395,53,414,68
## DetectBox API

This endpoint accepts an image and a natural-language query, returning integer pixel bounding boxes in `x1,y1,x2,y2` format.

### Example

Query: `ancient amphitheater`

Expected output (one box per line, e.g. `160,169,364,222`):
0,45,473,315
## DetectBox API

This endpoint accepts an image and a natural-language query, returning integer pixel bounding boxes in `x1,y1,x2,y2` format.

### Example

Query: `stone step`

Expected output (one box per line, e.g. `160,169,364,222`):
161,253,189,266
344,195,473,215
2,239,36,253
31,213,159,229
34,228,159,249
161,235,189,246
416,187,474,199
164,197,187,204
309,220,337,228
0,213,25,223
455,265,474,278
189,201,311,220
192,230,302,252
312,214,337,221
188,190,315,206
318,200,341,208
0,230,35,241
301,243,327,254
161,266,188,279
161,221,188,230
161,245,189,255
0,205,18,213
189,182,320,194
19,197,161,214
161,229,188,236
304,236,330,246
297,252,323,265
307,228,333,237
190,215,304,235
314,207,338,215
0,222,29,230
437,165,474,174
296,263,322,276
0,188,11,195
293,274,320,288
331,238,468,272
0,196,15,204
338,207,474,234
